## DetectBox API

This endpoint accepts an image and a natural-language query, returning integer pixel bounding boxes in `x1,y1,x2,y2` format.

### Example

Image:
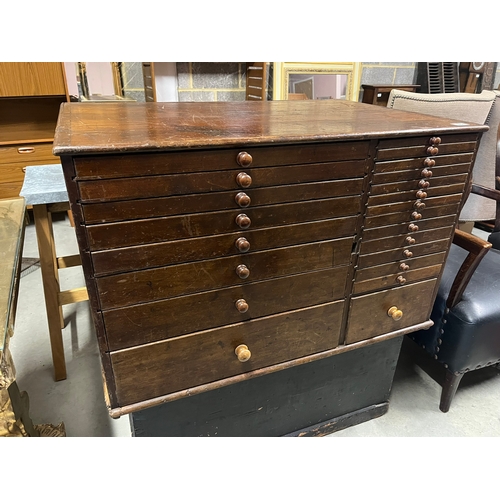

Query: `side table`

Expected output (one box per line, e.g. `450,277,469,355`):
19,165,88,381
361,84,420,107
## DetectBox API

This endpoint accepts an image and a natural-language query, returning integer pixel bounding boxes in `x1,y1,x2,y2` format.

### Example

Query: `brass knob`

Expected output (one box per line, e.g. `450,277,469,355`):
235,299,249,313
403,249,413,258
235,344,251,362
235,214,251,229
414,201,426,210
235,192,251,208
387,306,404,321
416,190,427,199
411,211,422,221
427,146,439,156
399,263,410,271
236,152,253,167
236,264,250,279
423,158,436,168
236,172,252,188
418,180,430,189
405,236,416,245
429,137,441,145
396,275,407,285
235,237,250,253
421,168,433,178
408,223,419,232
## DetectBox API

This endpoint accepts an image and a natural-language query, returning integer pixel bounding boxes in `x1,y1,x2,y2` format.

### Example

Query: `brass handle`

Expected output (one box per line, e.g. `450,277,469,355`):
416,190,427,199
429,137,441,145
427,146,439,156
411,211,422,221
235,237,250,253
235,344,251,362
403,249,413,258
387,306,404,321
399,263,410,271
408,223,419,232
236,152,253,167
405,236,416,245
396,275,407,285
235,299,249,313
235,214,251,229
235,192,251,208
414,201,426,210
423,158,436,168
421,168,433,178
236,172,252,188
418,180,430,189
17,147,35,154
236,264,250,279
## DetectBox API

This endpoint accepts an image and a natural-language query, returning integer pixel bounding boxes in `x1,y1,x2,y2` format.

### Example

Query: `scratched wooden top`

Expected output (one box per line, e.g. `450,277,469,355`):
53,100,488,155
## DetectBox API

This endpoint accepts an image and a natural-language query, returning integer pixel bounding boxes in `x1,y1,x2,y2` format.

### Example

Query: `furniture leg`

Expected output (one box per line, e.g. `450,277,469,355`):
440,370,464,413
32,204,67,381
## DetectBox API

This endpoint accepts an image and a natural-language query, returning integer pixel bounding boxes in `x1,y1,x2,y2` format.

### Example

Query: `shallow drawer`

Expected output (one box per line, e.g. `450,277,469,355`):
97,238,353,309
373,153,474,175
365,196,461,217
86,196,362,251
91,216,358,276
82,178,364,223
78,161,367,203
345,278,438,343
370,173,468,195
110,302,345,407
0,143,57,164
102,267,348,351
0,163,25,183
74,142,371,179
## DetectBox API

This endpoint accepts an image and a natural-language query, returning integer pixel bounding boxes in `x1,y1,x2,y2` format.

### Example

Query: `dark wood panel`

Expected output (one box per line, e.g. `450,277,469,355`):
81,178,364,223
367,183,464,206
374,155,473,174
366,197,461,217
97,239,353,309
345,279,438,343
364,211,456,231
370,173,468,195
102,268,348,350
377,133,479,150
91,217,358,276
111,302,344,407
376,142,477,161
86,197,362,251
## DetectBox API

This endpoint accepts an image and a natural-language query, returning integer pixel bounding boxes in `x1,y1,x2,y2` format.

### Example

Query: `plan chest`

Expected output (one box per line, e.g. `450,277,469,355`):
53,100,487,417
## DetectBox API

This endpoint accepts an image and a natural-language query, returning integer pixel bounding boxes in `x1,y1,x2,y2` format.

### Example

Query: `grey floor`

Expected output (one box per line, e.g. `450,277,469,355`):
8,214,500,437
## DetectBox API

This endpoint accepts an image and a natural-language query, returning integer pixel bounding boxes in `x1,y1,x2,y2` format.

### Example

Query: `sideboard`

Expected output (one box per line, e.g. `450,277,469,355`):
53,99,487,430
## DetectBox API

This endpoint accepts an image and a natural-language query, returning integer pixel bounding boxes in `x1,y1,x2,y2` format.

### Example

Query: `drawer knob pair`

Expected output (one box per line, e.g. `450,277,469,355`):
427,146,439,156
236,152,253,167
236,172,252,188
236,214,251,229
411,212,422,221
235,344,251,362
405,236,416,245
421,168,433,178
429,137,442,146
418,180,430,189
414,201,426,210
387,306,404,321
423,158,436,168
416,190,427,199
235,192,251,208
408,223,419,232
399,263,410,271
235,237,250,253
403,249,413,258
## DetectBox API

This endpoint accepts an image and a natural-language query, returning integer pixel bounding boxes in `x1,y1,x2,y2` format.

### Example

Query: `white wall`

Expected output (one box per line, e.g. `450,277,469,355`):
154,62,179,102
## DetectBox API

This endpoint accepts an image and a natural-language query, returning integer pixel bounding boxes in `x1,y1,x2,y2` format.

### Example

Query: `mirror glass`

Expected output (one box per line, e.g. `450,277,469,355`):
288,73,348,100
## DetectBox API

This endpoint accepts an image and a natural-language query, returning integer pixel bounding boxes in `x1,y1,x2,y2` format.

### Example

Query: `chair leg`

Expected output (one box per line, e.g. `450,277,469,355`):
440,370,464,413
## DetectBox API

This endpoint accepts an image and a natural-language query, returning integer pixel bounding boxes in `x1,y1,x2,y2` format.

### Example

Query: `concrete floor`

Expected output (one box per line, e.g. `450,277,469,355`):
8,214,500,437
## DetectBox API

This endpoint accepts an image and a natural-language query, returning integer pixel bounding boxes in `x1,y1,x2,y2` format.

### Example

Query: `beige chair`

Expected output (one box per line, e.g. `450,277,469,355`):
387,89,499,226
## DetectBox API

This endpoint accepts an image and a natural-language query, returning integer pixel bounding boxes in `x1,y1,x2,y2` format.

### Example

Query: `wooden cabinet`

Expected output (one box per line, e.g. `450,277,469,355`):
53,100,486,419
0,63,69,199
361,84,420,106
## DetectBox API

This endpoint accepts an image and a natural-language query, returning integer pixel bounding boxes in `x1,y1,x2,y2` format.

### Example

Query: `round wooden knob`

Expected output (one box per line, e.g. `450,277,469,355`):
387,306,404,321
235,299,249,313
416,190,427,199
408,223,419,232
236,172,252,188
399,263,410,271
411,211,422,221
421,168,433,178
396,275,407,285
235,214,251,229
429,137,441,145
405,236,416,245
427,146,439,156
235,192,251,208
235,237,250,253
423,158,436,168
236,264,250,279
414,201,426,210
236,152,253,167
235,344,251,362
418,180,430,189
403,249,413,258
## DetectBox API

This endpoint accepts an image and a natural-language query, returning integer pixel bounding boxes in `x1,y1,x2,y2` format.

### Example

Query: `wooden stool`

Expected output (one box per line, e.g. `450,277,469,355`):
20,165,89,381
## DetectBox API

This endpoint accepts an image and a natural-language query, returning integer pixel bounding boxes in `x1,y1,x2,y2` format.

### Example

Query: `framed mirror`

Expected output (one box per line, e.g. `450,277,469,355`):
273,62,362,101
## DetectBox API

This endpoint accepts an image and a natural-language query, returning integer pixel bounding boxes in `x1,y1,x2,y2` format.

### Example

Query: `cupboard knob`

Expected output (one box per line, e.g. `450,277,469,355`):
387,306,404,321
421,168,433,178
235,237,250,253
416,190,427,199
403,249,413,258
414,201,426,210
236,172,252,188
423,158,436,168
235,344,251,362
235,192,251,208
405,236,416,245
236,152,253,167
411,211,422,221
408,223,419,232
396,275,407,285
235,299,249,313
419,180,430,189
429,137,441,145
235,214,251,229
236,264,250,279
399,263,410,271
427,146,439,156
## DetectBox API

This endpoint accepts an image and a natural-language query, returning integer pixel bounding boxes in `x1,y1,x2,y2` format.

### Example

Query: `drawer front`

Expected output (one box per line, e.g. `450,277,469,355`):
110,302,344,407
0,163,25,183
345,278,438,344
86,196,362,251
0,143,57,164
96,238,353,309
74,142,371,179
102,267,349,350
91,216,358,276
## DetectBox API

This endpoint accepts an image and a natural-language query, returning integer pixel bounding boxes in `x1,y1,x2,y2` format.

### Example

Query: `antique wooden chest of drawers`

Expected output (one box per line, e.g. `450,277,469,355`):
53,100,487,418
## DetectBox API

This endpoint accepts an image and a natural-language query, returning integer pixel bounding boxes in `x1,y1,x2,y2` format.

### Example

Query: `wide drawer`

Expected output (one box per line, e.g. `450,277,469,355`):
91,216,358,276
0,142,57,164
96,238,353,309
345,278,438,343
110,302,345,407
86,197,362,251
102,267,349,350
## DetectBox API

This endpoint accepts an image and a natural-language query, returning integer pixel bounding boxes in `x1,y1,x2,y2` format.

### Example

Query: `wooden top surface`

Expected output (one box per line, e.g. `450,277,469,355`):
53,100,488,155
